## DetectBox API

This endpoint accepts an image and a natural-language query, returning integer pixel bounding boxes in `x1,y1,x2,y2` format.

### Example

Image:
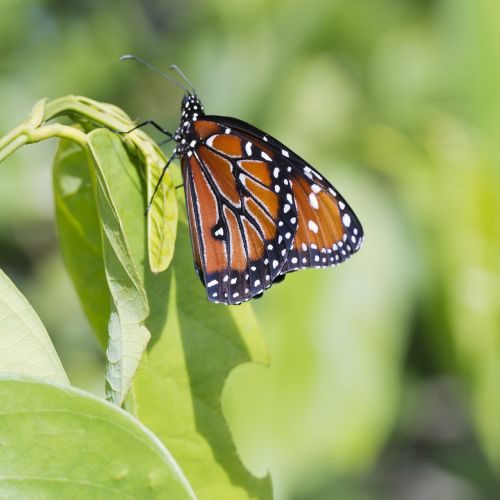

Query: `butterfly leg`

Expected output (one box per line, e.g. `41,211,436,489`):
158,137,175,147
120,120,174,139
145,152,177,215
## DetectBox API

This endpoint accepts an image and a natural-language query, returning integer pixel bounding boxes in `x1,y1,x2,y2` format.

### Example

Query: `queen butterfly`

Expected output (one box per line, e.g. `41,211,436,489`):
122,56,363,305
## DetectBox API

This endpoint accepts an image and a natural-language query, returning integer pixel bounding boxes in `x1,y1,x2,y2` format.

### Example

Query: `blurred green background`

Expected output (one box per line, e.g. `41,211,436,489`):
2,0,500,498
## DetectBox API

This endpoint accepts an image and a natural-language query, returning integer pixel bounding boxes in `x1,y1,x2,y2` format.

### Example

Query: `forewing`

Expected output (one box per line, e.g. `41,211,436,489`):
204,115,364,275
182,119,298,304
280,164,363,273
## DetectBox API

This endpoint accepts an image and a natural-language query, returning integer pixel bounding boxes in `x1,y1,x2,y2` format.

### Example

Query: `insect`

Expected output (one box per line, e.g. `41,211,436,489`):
121,55,363,305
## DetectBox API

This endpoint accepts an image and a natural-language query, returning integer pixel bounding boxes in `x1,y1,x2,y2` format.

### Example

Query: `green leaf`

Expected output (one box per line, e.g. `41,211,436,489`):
146,159,178,274
53,127,179,406
0,269,69,385
88,129,151,406
130,208,272,500
0,376,195,499
144,137,178,274
53,138,111,348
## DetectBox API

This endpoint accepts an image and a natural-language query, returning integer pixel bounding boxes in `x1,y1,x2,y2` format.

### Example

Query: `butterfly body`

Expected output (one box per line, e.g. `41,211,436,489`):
170,94,363,305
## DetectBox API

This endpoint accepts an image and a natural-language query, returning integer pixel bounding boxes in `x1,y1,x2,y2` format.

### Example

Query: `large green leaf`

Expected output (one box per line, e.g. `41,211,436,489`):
143,134,178,274
53,138,110,348
130,206,272,500
54,130,153,405
88,129,151,406
83,131,271,496
0,269,69,385
0,376,195,499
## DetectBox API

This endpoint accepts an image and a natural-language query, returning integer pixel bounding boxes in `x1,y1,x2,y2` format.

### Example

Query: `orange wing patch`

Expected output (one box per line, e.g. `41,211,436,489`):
197,146,241,207
208,134,242,157
242,217,264,262
291,176,342,251
238,160,272,186
193,120,221,140
243,177,279,219
244,198,276,241
223,206,247,272
188,155,227,275
281,170,362,274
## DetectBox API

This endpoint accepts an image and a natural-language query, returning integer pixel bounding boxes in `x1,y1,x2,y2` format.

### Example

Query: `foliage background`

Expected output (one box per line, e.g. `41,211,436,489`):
1,0,500,498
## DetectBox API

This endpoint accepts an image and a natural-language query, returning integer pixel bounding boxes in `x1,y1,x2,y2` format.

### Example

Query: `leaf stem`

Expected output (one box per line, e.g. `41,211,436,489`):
0,122,88,163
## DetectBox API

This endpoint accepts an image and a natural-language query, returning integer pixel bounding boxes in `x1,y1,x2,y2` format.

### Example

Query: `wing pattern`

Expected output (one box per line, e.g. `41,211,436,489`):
206,117,364,274
182,120,298,304
182,116,363,304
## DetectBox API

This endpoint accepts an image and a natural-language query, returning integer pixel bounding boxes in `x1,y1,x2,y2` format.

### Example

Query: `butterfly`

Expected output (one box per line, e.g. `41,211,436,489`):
122,56,363,305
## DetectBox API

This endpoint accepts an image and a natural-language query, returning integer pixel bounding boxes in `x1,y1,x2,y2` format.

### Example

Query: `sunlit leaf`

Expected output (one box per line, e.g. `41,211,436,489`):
0,269,69,385
88,129,151,406
53,138,110,348
130,207,272,500
145,139,178,274
0,376,195,499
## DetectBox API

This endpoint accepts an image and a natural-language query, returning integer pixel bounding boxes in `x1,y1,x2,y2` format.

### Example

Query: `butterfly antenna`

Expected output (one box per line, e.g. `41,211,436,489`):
170,64,196,95
120,54,192,94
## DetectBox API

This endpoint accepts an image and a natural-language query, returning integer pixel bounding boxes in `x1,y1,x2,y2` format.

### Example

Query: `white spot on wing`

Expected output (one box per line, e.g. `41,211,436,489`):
245,142,252,156
261,151,272,161
309,193,319,209
343,213,351,227
282,149,289,158
308,220,319,233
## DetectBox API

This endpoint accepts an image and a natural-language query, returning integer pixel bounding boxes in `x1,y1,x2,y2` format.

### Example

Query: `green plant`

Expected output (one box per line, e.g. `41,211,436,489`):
0,97,271,499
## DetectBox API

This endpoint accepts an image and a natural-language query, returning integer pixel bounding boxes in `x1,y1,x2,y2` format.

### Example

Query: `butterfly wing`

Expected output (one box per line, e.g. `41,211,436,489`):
182,119,298,304
204,116,364,276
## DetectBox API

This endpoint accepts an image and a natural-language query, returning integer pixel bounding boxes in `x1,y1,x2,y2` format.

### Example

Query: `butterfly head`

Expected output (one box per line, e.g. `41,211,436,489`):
181,94,205,123
174,94,205,146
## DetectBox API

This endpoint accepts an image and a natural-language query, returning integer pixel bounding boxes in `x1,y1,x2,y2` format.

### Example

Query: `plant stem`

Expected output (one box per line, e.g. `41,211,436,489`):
0,122,88,164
